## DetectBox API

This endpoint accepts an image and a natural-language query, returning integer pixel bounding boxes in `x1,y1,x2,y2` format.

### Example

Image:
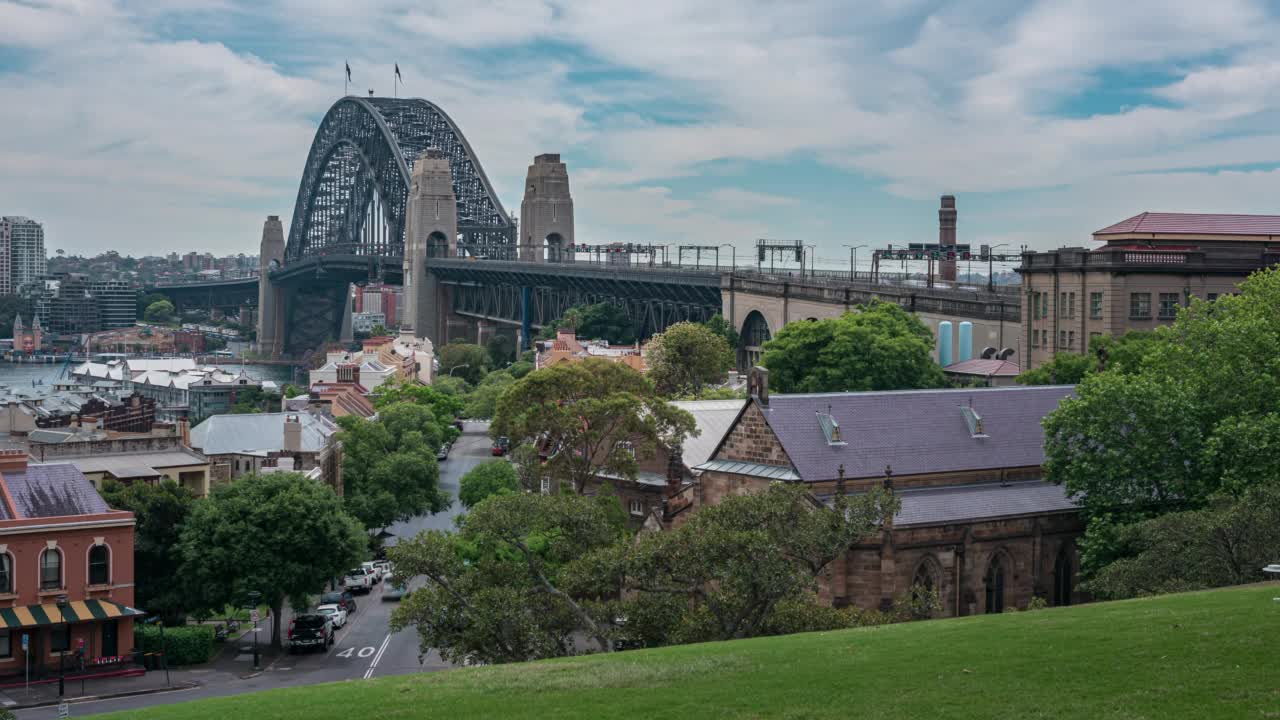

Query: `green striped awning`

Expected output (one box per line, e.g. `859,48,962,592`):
0,600,145,630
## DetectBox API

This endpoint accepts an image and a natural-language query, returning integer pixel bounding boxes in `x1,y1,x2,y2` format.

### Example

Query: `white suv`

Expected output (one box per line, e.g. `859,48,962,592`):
343,567,375,593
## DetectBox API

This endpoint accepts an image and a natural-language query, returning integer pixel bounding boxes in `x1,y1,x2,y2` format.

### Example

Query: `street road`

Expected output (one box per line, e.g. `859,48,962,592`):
16,422,494,718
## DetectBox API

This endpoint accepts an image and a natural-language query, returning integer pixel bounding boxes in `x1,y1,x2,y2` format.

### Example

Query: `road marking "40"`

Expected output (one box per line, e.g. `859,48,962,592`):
336,646,377,659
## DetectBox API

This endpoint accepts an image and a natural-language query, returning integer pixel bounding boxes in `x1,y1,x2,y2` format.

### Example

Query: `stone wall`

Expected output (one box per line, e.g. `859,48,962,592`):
714,401,793,467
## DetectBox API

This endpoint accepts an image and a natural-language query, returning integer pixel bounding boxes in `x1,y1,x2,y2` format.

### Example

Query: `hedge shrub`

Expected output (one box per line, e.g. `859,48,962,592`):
134,624,215,666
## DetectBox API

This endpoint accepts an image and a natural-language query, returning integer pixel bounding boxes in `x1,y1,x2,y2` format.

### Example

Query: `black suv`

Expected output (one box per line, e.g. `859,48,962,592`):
288,613,333,653
320,590,356,614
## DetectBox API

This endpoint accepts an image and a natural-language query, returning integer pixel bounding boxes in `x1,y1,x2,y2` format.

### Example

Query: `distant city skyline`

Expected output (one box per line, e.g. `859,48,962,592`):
3,2,1280,258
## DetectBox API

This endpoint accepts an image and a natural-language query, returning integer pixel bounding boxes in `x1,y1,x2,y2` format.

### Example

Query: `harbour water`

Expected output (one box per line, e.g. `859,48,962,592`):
0,359,298,387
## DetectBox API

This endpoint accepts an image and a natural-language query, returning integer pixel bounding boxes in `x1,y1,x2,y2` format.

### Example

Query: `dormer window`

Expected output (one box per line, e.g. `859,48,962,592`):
817,412,846,446
960,405,989,439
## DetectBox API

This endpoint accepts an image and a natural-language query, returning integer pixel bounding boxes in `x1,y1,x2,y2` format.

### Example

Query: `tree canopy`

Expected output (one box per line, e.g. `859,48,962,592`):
101,479,195,624
143,299,175,324
464,369,516,419
703,314,741,351
178,472,366,648
646,321,734,397
338,402,450,529
762,302,945,393
1015,351,1095,386
492,359,696,493
438,342,491,385
540,303,636,345
458,460,520,509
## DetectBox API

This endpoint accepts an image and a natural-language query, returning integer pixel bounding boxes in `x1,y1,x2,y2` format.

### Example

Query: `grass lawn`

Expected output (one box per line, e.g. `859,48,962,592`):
108,584,1280,719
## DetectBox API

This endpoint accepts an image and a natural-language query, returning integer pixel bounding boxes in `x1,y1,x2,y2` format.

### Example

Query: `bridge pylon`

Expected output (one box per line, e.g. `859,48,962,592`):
403,150,457,344
520,153,574,262
256,215,286,359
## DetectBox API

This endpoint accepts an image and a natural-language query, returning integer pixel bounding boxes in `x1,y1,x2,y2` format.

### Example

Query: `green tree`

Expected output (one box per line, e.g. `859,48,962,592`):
1016,351,1095,385
464,370,515,419
703,314,740,351
540,303,636,345
458,461,519,509
492,359,696,494
431,375,470,399
1090,330,1160,374
143,299,176,324
101,479,195,624
370,324,390,337
439,342,491,385
646,321,733,397
338,402,450,529
485,333,516,367
228,386,282,414
761,302,945,393
178,472,366,649
136,292,169,319
507,360,535,379
369,377,463,441
389,492,625,664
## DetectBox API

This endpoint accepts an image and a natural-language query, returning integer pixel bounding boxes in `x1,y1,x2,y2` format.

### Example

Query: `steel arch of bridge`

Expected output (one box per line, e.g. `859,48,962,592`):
284,97,513,263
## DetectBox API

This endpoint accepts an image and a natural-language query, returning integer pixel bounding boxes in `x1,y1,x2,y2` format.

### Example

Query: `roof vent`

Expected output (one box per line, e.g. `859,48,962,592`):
997,348,1016,360
959,404,988,439
980,346,997,359
817,411,846,446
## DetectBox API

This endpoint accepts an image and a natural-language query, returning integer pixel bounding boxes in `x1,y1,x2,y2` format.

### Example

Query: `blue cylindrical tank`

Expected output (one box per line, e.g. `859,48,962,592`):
958,321,973,362
938,321,953,367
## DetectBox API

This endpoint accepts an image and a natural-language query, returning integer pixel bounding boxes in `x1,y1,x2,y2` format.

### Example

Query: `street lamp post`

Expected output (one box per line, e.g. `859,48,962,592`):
247,590,262,671
719,244,736,272
988,244,1010,292
804,245,817,278
56,595,68,698
447,363,470,378
843,244,867,282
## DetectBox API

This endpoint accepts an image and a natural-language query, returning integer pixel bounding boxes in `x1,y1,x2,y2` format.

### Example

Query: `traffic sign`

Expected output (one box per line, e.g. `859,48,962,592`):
250,609,260,624
21,633,27,651
58,700,70,718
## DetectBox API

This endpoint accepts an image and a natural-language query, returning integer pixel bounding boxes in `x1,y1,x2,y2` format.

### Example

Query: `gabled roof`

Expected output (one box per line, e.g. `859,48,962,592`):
189,412,337,455
670,399,746,469
755,385,1074,481
1,463,113,519
1095,212,1280,237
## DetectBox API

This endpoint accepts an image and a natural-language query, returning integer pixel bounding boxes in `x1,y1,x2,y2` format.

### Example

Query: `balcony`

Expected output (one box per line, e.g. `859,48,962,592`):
1020,247,1275,274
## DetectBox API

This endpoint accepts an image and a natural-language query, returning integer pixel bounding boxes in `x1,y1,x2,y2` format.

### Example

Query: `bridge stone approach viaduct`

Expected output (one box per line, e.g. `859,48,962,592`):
154,96,1021,365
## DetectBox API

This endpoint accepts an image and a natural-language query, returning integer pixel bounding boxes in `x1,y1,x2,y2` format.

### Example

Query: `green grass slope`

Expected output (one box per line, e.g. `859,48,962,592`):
111,584,1280,720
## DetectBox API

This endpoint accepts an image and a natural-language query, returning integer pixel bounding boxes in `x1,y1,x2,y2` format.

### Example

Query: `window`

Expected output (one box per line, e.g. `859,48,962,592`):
1068,331,1075,350
1053,545,1073,607
984,555,1006,614
0,629,9,659
89,545,110,586
1090,292,1103,319
1030,329,1038,348
1158,292,1180,319
628,499,645,516
50,624,69,653
1058,330,1066,349
1066,292,1076,319
1207,293,1219,302
1058,292,1066,317
40,549,62,591
1129,292,1151,319
0,553,11,594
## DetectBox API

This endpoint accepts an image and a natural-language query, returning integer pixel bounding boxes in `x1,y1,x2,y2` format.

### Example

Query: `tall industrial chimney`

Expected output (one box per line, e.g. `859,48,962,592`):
939,195,958,282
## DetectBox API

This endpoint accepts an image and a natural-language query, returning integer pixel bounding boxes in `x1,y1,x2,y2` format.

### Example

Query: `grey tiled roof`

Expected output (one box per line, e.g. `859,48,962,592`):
758,385,1075,481
893,480,1079,526
2,463,113,519
189,412,336,455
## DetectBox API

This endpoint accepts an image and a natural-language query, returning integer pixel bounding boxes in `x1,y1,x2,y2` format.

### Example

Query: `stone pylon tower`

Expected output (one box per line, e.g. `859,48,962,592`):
402,150,457,342
519,154,574,262
938,195,958,282
256,215,286,358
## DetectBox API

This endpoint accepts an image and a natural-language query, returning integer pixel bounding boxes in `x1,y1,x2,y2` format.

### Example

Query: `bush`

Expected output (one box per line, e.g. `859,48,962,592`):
134,624,216,666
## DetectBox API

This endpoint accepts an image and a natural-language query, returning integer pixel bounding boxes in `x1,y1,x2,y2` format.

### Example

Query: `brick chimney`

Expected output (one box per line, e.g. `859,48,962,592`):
0,450,29,473
938,195,958,282
176,416,191,447
282,415,303,453
748,366,769,406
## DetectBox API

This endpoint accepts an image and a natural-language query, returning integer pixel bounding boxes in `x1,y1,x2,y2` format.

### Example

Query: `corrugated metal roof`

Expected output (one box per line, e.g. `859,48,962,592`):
694,458,801,481
944,358,1020,377
1095,211,1280,237
2,463,112,519
670,399,746,469
41,449,207,474
759,386,1074,481
189,412,336,455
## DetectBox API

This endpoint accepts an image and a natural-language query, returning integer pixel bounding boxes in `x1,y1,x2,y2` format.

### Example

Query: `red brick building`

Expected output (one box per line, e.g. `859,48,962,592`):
0,451,141,675
678,372,1082,616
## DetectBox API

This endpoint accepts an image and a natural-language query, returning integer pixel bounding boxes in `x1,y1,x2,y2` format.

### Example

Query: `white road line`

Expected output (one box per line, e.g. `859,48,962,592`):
363,633,391,680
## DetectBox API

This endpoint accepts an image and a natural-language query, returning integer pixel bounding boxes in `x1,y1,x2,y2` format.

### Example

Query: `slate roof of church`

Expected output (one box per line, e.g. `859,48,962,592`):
755,385,1075,481
0,463,113,519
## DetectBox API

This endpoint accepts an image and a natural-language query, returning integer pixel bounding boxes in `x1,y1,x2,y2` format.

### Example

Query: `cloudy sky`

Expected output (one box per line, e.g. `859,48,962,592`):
3,0,1280,264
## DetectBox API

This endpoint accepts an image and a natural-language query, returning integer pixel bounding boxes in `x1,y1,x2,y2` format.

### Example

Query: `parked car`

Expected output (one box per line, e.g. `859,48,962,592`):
361,561,384,583
288,614,334,653
320,590,356,614
437,443,451,461
315,603,348,629
383,583,412,601
374,560,392,579
491,436,510,456
343,567,375,593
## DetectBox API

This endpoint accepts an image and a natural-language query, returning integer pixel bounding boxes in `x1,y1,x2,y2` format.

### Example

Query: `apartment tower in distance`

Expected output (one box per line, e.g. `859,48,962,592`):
0,216,47,294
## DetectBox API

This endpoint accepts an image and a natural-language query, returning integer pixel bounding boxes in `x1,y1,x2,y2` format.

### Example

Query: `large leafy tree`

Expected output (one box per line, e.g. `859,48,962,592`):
702,314,740,352
369,377,463,440
539,303,636,345
101,479,195,624
178,472,366,648
464,370,516,419
458,461,519,509
389,492,625,665
337,402,450,529
492,359,696,493
762,302,945,393
646,321,733,397
1016,351,1095,386
438,342,491,385
143,299,175,324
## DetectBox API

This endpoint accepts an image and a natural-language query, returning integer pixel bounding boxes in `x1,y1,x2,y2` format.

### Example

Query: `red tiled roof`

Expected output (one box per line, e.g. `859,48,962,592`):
1095,212,1280,237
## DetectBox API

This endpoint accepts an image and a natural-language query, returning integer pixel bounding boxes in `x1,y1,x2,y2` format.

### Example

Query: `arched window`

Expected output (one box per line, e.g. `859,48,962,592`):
741,311,772,367
1053,544,1073,607
910,556,942,618
0,553,12,594
89,545,110,586
40,548,62,591
912,557,939,594
984,553,1006,614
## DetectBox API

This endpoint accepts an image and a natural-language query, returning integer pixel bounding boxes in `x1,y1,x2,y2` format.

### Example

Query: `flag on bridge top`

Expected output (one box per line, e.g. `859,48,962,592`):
346,62,352,82
395,63,401,81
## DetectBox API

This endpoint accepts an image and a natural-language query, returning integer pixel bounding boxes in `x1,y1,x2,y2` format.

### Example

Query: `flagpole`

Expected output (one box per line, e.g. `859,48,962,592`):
344,60,348,96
